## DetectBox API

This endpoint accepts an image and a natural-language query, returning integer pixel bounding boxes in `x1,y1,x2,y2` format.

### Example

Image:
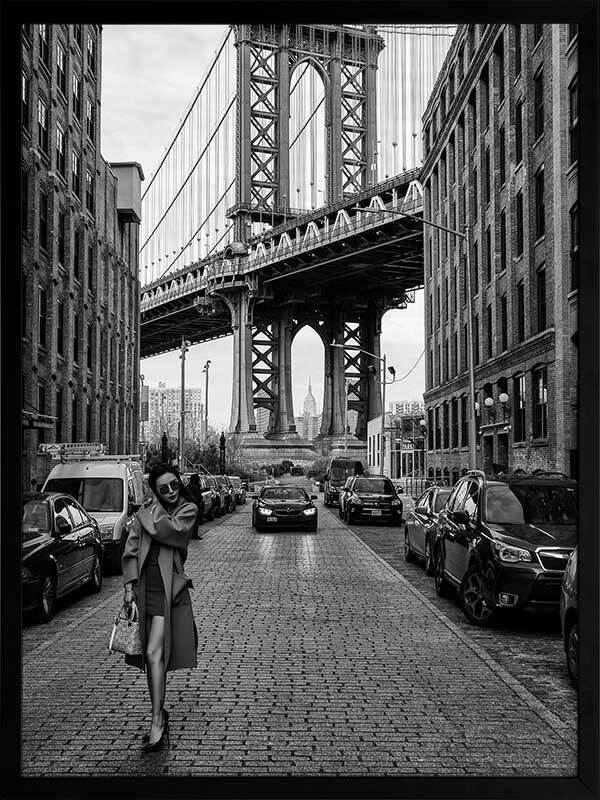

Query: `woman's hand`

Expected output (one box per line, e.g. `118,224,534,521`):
124,584,137,618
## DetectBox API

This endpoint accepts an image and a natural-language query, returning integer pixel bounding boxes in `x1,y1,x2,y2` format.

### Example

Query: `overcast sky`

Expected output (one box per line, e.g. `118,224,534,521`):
101,25,425,430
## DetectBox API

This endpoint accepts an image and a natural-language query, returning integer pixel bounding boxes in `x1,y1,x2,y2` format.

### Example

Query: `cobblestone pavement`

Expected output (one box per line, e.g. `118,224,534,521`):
22,497,577,777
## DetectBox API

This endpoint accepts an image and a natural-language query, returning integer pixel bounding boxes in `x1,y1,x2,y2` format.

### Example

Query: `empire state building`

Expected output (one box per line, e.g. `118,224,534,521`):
297,380,321,441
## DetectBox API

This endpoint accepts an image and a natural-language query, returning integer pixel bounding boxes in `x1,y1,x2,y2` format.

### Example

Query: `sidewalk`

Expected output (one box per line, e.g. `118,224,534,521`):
22,503,577,776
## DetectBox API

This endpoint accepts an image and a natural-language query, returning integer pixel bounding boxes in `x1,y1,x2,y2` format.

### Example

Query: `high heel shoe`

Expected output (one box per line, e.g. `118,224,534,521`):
141,709,170,752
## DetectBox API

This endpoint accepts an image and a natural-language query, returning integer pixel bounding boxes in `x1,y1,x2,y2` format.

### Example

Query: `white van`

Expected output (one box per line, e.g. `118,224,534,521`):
42,456,145,572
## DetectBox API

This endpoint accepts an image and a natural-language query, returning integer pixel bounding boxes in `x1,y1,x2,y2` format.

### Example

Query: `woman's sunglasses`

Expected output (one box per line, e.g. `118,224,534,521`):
157,479,180,495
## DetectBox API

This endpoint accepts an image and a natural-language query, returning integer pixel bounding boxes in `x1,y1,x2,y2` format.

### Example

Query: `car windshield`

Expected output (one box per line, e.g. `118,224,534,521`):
433,489,452,512
354,478,395,494
330,462,359,481
262,487,307,501
22,500,50,540
44,478,124,513
484,483,578,525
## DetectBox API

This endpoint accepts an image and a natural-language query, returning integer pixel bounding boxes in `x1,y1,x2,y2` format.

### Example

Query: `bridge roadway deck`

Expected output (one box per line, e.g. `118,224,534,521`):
22,499,576,777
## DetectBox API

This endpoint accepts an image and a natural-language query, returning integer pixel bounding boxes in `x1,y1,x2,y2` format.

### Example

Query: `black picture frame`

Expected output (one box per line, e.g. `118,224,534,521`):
3,1,598,798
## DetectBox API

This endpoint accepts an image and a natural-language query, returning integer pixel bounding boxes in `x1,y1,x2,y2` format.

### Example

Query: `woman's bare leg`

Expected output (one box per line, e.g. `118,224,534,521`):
145,615,154,719
145,615,166,743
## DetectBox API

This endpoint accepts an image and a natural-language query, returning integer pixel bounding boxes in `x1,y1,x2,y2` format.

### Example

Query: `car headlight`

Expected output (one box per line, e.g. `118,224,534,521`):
22,566,33,580
302,507,317,516
98,523,115,540
493,541,532,563
391,499,402,506
350,497,363,506
258,507,273,516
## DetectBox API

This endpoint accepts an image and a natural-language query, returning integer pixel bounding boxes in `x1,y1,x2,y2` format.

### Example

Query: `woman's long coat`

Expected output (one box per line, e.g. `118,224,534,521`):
122,499,198,671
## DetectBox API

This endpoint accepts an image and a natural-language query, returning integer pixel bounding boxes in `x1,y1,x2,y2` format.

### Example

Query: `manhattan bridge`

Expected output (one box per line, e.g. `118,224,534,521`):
139,24,454,463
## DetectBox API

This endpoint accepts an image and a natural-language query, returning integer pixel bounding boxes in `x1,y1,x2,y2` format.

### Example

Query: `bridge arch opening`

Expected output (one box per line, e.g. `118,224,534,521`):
291,324,324,442
289,60,326,213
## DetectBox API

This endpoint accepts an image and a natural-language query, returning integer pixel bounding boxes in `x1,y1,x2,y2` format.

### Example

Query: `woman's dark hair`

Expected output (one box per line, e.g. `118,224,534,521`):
147,463,193,507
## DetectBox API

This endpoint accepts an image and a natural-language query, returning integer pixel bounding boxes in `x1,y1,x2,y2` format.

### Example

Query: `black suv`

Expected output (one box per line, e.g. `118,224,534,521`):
434,470,577,626
340,476,403,525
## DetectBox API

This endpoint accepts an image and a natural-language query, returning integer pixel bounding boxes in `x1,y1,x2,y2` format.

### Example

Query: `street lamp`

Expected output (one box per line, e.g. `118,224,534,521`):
331,342,396,476
344,376,350,456
202,360,211,443
179,337,191,472
352,205,477,469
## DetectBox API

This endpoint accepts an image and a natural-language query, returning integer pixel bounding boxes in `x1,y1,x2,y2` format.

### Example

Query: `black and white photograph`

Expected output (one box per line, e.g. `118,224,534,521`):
9,3,600,796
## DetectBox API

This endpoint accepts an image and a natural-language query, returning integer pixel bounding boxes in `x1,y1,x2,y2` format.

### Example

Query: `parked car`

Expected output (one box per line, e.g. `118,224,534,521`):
229,476,246,505
392,481,416,516
22,492,104,623
182,473,214,523
434,470,577,626
213,475,236,513
339,476,403,525
323,457,364,507
251,485,319,532
404,485,452,573
560,546,578,688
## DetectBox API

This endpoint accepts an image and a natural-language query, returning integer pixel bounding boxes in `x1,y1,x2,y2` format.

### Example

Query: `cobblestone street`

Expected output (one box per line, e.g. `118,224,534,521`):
22,498,577,777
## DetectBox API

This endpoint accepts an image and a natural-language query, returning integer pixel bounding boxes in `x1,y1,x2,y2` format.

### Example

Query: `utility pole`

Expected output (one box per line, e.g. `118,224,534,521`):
203,360,211,442
380,353,386,477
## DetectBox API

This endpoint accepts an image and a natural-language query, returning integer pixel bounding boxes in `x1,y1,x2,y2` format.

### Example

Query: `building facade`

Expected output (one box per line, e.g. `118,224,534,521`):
421,23,578,482
147,384,204,444
21,24,143,489
388,400,425,417
367,413,426,478
295,380,322,441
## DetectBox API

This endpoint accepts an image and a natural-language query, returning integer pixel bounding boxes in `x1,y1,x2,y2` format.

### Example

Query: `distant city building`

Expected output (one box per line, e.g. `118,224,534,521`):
367,413,426,478
296,380,322,441
147,384,204,444
421,23,578,481
21,23,143,490
389,400,425,417
255,406,270,436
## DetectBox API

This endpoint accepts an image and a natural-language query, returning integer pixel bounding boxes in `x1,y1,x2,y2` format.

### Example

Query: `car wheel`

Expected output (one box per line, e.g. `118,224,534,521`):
434,549,453,598
88,553,103,594
566,618,578,688
38,573,56,623
459,566,497,626
404,527,416,562
424,537,436,576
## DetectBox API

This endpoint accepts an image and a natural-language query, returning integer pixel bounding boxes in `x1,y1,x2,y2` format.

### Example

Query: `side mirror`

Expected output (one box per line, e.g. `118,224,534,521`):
55,516,72,535
415,505,429,515
396,487,404,494
310,494,317,500
449,509,470,526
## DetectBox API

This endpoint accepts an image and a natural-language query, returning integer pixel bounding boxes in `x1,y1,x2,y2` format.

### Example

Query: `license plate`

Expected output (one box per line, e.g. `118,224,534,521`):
267,517,278,523
371,509,382,516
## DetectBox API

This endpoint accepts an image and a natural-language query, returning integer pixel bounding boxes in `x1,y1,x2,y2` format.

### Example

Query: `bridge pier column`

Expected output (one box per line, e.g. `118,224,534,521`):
268,309,297,438
364,301,384,420
320,309,346,436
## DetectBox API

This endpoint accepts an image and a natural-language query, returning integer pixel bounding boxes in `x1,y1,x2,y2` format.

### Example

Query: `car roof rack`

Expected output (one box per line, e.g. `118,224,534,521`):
530,469,571,479
464,469,488,481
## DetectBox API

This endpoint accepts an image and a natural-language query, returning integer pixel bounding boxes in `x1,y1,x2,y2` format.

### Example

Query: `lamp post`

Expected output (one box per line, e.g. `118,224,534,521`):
344,377,349,456
202,360,211,443
352,205,477,469
331,342,396,476
179,337,191,472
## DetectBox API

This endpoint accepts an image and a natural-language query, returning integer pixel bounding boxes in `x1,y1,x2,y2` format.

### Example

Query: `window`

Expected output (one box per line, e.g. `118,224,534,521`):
88,243,94,288
473,314,480,365
515,101,523,163
570,203,579,290
73,228,80,278
499,125,506,184
444,338,449,381
86,402,92,441
73,312,79,363
533,23,543,45
436,286,440,328
514,25,522,76
472,166,478,221
22,71,30,129
515,191,524,256
85,169,94,213
460,395,468,446
72,149,81,196
463,481,480,521
39,287,47,347
74,24,83,50
21,166,29,233
71,394,78,442
87,31,96,74
55,387,63,442
428,294,433,334
443,402,449,449
444,277,449,321
498,210,507,273
57,300,64,356
495,35,505,101
458,113,465,169
85,97,95,141
38,23,49,69
37,98,48,154
535,168,545,239
485,226,492,283
534,70,544,139
569,77,579,164
434,407,441,450
57,206,65,265
56,122,66,176
484,147,491,204
517,281,525,342
453,331,458,375
472,241,479,294
468,91,477,150
463,323,468,370
72,72,81,119
480,67,490,129
38,384,47,443
87,322,93,369
501,294,508,351
537,266,547,332
39,187,48,250
453,267,458,315
57,43,66,95
532,366,548,438
486,305,493,359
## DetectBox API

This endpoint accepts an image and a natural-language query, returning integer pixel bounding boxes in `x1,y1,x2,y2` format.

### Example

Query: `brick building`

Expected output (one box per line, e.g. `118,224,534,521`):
421,23,578,482
21,23,143,489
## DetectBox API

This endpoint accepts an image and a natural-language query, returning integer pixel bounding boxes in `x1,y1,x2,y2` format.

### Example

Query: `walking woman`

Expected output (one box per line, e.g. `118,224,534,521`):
122,463,198,752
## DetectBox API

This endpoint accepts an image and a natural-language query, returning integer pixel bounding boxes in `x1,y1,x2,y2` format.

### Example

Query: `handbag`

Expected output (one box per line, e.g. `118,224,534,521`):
108,604,143,655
